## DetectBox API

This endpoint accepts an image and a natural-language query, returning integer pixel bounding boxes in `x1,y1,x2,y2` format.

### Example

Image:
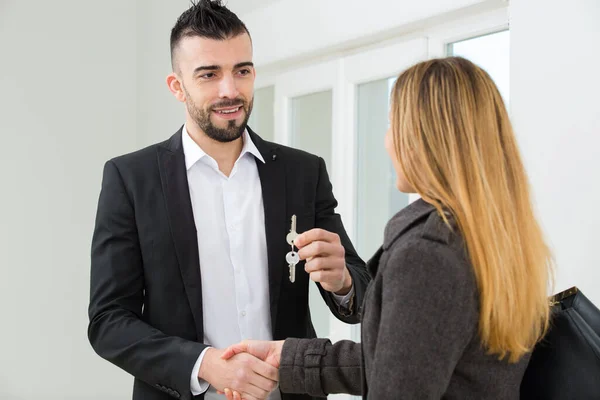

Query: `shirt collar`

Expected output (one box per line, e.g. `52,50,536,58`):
182,124,265,171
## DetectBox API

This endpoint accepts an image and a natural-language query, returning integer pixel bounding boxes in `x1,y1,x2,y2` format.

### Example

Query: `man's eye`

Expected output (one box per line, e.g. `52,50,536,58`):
238,69,251,76
201,73,216,79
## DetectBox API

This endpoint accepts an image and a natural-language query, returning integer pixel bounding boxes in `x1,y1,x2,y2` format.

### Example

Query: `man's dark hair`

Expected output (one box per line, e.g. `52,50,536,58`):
170,0,251,69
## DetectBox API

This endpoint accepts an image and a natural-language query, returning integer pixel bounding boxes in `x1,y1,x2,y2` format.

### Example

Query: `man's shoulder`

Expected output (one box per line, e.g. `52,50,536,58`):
281,144,321,162
249,128,322,165
100,134,179,186
259,138,322,166
107,136,174,169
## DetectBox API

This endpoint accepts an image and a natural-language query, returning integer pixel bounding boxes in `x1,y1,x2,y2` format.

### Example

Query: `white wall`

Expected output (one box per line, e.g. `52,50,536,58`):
0,1,138,398
510,0,600,305
137,0,190,146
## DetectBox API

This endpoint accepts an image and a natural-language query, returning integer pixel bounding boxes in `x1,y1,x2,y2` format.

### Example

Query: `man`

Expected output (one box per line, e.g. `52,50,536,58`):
88,1,369,400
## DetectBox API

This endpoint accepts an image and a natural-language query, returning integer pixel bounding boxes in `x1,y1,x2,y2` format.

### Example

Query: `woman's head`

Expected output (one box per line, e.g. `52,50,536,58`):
387,57,552,362
387,57,511,199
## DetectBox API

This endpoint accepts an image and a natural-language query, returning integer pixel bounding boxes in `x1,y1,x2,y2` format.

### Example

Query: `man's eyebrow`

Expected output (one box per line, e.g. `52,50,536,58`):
234,62,254,69
192,62,254,75
193,65,220,75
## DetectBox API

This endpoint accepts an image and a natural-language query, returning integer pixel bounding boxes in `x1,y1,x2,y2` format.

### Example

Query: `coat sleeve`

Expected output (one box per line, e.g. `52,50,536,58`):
279,338,363,397
88,160,206,400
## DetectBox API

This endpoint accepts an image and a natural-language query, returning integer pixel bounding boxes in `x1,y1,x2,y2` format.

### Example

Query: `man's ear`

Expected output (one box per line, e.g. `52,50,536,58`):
167,73,185,102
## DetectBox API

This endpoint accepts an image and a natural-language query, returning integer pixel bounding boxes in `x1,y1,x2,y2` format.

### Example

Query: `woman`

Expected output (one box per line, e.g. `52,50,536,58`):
221,57,553,400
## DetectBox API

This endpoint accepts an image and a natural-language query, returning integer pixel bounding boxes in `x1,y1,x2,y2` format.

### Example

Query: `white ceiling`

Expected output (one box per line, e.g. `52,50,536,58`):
224,0,283,16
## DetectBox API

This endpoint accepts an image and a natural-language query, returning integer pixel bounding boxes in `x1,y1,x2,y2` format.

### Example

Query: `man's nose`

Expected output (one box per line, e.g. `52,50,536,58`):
218,74,240,99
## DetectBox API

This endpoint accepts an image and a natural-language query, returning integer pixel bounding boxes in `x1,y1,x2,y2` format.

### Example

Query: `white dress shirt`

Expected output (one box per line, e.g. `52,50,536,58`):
182,126,352,400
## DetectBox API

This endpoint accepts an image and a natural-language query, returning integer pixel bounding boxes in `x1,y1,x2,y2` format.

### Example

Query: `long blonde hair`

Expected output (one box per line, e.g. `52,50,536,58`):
390,57,553,362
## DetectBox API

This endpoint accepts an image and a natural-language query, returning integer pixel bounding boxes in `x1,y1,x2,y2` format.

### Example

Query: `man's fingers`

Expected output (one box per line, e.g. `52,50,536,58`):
222,388,233,400
308,269,341,283
308,269,325,283
297,240,341,261
304,256,331,273
220,389,244,400
294,228,340,248
231,391,256,400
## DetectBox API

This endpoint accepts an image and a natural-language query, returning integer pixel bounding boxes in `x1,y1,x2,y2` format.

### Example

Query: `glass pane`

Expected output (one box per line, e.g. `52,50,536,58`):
448,30,510,107
248,86,275,142
290,90,333,168
352,77,410,400
290,90,333,338
356,78,410,261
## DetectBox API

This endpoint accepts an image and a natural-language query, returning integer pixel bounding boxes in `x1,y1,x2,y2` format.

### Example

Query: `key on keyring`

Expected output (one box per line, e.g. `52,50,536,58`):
286,215,298,245
286,250,299,283
286,215,299,283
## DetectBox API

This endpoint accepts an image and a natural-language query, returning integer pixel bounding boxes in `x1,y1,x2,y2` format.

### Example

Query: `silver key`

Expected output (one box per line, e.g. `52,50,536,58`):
286,251,300,264
286,251,299,283
286,215,298,245
286,215,299,283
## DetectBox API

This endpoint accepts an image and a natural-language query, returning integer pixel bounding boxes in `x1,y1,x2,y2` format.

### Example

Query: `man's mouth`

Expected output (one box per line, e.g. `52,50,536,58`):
213,105,243,115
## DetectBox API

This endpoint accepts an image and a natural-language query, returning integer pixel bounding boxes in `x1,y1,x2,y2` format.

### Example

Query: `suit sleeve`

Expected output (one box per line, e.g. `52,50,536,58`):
88,160,206,400
313,156,371,323
279,338,363,397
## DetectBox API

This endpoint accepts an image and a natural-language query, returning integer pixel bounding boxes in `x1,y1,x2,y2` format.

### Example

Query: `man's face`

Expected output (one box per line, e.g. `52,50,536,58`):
174,33,255,142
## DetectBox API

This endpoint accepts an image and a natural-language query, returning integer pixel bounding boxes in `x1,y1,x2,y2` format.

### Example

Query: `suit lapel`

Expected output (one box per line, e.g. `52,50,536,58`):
250,128,287,333
157,129,205,341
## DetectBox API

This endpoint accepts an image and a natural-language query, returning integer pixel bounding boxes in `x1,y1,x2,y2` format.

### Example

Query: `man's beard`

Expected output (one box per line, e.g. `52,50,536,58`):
184,86,253,143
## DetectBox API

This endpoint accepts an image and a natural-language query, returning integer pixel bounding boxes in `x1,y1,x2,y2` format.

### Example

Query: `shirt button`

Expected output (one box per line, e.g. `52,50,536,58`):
241,311,246,317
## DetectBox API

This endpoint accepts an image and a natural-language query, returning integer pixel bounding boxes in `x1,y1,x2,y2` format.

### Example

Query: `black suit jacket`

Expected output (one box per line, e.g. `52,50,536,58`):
88,127,369,400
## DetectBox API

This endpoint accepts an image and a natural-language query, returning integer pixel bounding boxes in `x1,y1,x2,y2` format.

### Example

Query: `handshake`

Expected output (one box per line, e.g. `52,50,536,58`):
200,340,285,400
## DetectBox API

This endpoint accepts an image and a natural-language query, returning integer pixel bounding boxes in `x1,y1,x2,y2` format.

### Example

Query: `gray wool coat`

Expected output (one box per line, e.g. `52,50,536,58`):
278,199,530,399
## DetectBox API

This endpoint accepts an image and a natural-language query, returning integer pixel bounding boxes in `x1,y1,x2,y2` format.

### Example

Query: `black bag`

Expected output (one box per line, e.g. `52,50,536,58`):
520,286,600,399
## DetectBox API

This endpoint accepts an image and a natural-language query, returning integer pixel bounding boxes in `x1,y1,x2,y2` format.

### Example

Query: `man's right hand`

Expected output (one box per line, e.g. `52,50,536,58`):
199,348,279,400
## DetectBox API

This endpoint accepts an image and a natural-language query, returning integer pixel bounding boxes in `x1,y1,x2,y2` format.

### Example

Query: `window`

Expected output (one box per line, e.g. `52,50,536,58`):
248,85,275,141
448,30,510,106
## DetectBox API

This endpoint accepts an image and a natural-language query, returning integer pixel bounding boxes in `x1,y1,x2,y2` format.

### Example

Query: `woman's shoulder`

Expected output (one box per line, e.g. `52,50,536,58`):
381,200,475,297
384,198,462,253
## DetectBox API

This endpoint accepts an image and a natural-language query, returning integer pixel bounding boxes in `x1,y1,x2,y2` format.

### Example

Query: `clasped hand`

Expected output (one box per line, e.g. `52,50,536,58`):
215,340,284,400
